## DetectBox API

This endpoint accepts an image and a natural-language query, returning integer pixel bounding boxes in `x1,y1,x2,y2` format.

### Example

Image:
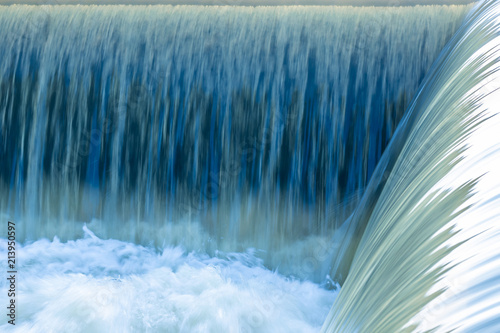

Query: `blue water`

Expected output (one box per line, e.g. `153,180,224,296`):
0,6,467,275
1,2,500,332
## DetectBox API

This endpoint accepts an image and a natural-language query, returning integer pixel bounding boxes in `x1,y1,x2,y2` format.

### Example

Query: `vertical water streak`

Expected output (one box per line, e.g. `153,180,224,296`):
0,4,468,279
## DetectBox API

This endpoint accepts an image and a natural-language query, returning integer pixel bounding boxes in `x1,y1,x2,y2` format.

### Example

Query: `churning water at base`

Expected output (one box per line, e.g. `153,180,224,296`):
1,1,500,332
0,226,337,333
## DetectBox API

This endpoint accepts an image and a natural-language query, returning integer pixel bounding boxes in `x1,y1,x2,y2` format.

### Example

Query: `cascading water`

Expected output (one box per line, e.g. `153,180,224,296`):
323,1,500,331
0,5,468,278
1,1,500,332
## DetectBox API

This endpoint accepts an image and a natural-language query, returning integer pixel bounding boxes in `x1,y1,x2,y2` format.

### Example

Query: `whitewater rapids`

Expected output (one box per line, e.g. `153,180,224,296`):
0,225,336,332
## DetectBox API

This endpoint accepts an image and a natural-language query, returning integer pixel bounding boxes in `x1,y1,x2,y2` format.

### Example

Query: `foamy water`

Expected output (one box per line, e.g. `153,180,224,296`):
0,226,337,333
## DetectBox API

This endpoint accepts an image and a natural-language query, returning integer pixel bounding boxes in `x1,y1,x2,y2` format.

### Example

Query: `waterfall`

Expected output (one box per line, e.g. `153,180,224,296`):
322,0,500,331
2,2,500,332
0,5,468,280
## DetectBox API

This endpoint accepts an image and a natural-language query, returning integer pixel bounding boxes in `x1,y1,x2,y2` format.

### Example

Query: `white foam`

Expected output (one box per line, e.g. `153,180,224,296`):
0,226,337,332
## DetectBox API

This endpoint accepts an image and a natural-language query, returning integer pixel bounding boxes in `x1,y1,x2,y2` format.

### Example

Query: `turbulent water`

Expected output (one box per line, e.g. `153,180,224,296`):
1,1,500,332
0,226,337,332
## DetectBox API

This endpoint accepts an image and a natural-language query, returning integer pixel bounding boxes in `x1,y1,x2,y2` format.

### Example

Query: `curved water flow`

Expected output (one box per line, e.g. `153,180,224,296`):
323,1,500,331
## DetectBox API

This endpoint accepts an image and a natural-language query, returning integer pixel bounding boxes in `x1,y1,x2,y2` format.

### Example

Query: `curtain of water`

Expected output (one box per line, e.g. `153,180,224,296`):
0,5,468,280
